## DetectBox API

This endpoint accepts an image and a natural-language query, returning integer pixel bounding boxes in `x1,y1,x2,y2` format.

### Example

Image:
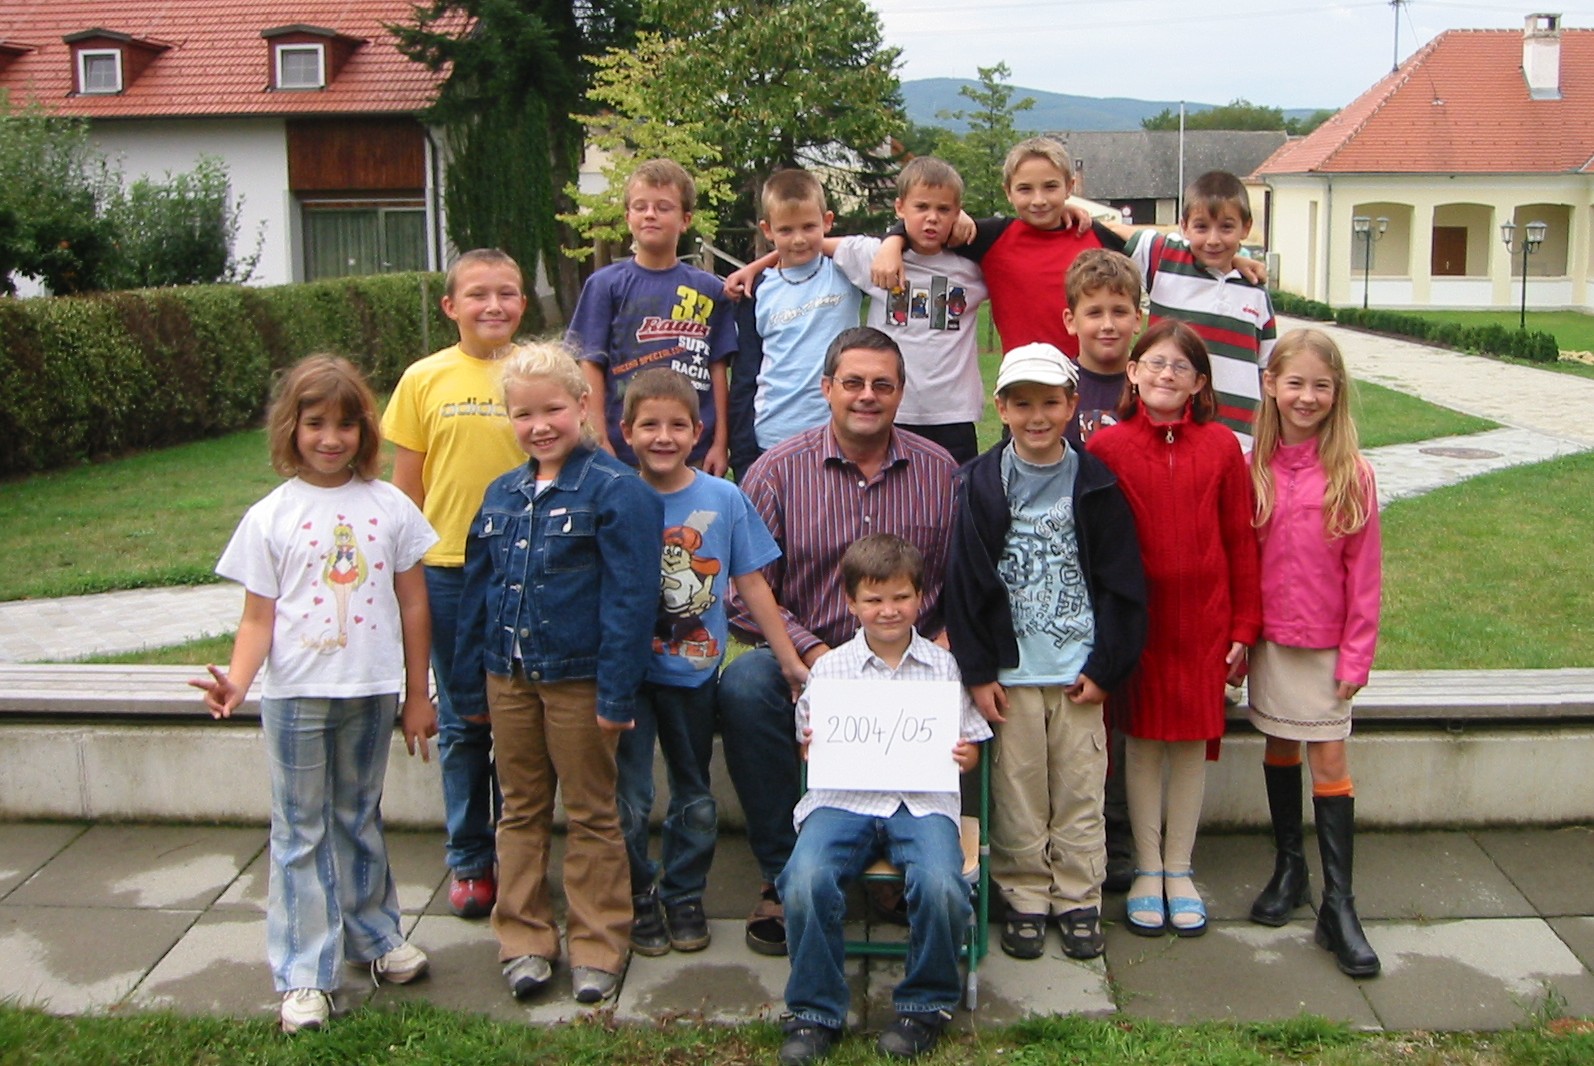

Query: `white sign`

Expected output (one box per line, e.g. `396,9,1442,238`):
805,678,962,794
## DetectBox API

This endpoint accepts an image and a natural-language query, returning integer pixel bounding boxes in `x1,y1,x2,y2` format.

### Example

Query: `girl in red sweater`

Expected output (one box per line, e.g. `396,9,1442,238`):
1246,328,1382,977
1088,320,1261,937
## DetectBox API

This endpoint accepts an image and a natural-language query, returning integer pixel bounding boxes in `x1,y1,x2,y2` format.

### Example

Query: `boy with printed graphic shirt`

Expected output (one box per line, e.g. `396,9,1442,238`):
1062,249,1144,450
728,158,987,465
944,343,1147,963
567,159,737,474
1110,170,1277,449
728,169,863,475
615,369,808,959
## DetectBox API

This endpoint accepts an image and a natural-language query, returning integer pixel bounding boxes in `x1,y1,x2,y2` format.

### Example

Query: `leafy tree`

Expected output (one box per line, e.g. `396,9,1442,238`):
393,1,640,323
577,0,902,254
1143,98,1286,131
558,32,733,258
106,157,262,289
0,95,119,294
933,63,1036,218
1286,108,1336,136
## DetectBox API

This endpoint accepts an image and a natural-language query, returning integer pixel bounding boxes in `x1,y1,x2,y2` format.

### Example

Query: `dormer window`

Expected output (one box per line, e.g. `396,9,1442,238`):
262,25,366,91
78,48,123,93
276,44,325,90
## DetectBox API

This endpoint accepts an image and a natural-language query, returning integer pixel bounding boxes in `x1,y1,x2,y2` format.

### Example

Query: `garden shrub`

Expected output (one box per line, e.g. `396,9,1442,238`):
0,272,451,476
1271,291,1562,365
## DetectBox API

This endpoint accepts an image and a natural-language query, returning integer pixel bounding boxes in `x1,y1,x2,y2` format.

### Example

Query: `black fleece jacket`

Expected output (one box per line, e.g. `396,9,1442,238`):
945,442,1148,690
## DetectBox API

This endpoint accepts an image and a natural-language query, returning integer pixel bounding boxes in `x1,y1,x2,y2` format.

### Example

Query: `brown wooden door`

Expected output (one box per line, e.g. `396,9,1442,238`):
1431,227,1468,276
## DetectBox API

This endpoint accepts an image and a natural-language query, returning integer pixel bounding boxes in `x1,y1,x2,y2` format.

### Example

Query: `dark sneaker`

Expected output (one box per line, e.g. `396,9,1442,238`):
877,1009,951,1059
631,890,671,956
1103,852,1135,894
1000,912,1047,959
746,884,787,956
778,1019,840,1066
448,872,496,919
1057,906,1105,960
664,896,711,952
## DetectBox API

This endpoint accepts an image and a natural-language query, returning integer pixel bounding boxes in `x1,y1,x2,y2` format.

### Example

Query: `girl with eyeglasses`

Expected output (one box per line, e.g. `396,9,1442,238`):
1087,319,1262,938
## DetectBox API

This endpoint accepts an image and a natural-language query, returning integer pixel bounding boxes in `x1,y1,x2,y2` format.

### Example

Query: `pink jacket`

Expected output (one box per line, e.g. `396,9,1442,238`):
1257,439,1382,686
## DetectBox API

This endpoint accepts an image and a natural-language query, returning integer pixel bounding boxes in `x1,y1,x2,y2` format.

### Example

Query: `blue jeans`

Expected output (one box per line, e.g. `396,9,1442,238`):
715,647,801,883
616,678,719,902
261,695,404,992
426,564,497,877
779,805,970,1030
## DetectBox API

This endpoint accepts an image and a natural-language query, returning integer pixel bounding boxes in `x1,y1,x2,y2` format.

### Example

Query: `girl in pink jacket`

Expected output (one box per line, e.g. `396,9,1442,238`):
1245,328,1382,979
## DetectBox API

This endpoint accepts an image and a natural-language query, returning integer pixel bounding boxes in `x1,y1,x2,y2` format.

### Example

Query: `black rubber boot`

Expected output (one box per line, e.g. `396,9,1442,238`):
1249,762,1311,926
1313,795,1381,977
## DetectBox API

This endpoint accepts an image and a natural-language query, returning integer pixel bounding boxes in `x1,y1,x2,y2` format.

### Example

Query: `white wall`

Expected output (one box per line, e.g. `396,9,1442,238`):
90,118,294,286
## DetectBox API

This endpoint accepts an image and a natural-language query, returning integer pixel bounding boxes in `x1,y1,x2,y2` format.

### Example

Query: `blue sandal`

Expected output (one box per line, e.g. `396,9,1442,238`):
1165,870,1207,937
1126,870,1166,936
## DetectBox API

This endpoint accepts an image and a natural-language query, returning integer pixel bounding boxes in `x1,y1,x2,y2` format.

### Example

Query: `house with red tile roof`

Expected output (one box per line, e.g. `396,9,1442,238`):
0,1,458,287
1253,14,1593,313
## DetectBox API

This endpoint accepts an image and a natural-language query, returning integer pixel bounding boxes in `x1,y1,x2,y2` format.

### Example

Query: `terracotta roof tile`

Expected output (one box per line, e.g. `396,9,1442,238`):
1255,28,1594,176
0,1,456,118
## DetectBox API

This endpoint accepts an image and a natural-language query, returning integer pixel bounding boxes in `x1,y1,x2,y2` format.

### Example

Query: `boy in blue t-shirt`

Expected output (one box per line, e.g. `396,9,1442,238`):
728,168,862,475
616,368,808,956
567,159,738,474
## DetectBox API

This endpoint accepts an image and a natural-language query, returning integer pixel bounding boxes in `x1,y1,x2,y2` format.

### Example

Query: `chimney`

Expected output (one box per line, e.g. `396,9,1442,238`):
1523,13,1563,100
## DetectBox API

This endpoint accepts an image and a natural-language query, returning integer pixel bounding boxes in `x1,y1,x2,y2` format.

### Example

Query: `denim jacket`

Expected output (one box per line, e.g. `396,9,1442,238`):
452,444,663,725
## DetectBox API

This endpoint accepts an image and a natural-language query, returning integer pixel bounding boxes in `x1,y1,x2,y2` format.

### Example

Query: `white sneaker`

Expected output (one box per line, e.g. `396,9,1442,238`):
503,954,553,999
280,988,331,1033
371,941,429,985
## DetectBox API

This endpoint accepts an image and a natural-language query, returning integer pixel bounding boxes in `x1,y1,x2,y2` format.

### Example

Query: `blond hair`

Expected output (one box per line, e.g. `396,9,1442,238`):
499,341,598,444
895,157,963,202
444,248,523,297
625,159,696,213
1252,328,1371,538
267,355,382,480
761,168,828,220
1002,136,1073,189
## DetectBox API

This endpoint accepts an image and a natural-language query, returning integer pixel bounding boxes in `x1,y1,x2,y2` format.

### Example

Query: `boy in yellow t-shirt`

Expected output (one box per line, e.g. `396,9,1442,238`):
382,249,527,918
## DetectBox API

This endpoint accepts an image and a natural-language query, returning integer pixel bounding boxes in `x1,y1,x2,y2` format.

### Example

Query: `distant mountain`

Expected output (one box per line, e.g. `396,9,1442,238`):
903,77,1328,133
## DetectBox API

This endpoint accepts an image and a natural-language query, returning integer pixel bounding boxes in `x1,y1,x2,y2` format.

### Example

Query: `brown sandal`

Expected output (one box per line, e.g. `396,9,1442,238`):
745,885,787,956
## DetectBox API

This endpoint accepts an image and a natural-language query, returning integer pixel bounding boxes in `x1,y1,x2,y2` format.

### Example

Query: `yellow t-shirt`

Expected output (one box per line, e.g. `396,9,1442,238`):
381,345,524,567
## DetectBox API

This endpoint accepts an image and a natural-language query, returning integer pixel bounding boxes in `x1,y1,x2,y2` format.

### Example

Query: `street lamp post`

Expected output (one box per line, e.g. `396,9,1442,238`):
1352,215,1388,310
1500,219,1549,329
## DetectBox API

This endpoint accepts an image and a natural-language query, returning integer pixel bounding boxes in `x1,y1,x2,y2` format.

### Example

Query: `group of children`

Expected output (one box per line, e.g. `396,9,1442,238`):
197,142,1383,1060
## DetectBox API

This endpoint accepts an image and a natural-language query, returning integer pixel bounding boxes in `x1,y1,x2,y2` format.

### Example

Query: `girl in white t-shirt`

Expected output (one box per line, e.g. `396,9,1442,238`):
192,356,439,1034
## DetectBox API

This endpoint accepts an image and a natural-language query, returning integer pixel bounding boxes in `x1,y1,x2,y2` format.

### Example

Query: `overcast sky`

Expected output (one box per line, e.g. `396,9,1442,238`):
871,1,1594,110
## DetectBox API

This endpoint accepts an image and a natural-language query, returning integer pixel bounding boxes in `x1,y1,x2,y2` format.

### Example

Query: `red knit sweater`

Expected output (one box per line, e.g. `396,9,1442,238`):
1087,409,1261,742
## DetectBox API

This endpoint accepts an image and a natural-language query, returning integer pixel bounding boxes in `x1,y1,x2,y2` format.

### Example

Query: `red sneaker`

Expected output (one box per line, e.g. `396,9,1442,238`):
449,872,496,918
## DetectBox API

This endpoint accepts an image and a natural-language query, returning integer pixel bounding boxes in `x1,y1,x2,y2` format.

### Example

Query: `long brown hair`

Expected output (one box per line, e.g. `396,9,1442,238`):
1252,328,1371,537
1118,319,1218,423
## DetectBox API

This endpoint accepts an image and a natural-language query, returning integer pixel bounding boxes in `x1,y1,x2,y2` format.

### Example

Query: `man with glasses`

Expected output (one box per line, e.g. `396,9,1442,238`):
717,325,958,956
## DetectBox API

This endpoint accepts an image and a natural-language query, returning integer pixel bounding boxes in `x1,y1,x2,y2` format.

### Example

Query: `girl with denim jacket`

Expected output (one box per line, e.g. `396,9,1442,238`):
452,342,663,1005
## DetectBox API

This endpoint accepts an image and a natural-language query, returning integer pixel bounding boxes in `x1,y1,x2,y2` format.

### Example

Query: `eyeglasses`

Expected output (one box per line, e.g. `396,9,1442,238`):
828,375,899,396
1138,357,1197,378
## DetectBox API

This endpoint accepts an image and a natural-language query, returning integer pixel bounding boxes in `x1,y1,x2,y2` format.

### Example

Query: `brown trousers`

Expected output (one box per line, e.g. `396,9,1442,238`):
487,670,630,973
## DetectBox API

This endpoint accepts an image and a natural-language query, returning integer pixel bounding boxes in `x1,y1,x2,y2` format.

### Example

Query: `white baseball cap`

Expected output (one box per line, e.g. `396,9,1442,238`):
995,342,1078,393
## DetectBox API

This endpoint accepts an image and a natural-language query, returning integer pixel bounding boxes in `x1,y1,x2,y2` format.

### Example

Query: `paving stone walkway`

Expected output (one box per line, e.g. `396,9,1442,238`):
2,822,1591,1031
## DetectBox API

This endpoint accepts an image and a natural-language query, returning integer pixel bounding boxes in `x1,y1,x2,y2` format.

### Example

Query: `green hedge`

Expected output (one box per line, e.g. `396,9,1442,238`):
1270,291,1561,364
0,273,451,476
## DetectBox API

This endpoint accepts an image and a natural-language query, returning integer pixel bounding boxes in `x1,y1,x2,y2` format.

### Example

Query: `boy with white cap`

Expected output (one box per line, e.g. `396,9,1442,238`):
943,342,1148,960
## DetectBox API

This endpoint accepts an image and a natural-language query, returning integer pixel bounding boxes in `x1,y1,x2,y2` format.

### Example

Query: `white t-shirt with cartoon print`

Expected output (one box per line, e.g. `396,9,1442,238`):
217,477,437,700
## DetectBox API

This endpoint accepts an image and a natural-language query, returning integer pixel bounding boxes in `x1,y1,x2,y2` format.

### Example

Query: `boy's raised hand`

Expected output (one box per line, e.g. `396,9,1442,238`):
189,664,242,719
1234,255,1269,285
402,691,438,761
970,680,1007,724
1062,202,1094,232
870,240,906,292
723,261,760,300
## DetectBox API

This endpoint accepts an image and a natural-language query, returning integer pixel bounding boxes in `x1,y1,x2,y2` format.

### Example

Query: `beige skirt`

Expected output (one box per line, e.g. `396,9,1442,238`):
1246,641,1353,742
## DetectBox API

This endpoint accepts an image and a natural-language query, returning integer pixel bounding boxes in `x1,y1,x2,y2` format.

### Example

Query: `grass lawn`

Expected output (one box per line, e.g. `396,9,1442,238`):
2,1003,1590,1065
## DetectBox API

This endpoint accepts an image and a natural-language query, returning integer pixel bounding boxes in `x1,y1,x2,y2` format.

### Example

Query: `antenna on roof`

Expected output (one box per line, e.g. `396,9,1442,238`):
1390,0,1407,72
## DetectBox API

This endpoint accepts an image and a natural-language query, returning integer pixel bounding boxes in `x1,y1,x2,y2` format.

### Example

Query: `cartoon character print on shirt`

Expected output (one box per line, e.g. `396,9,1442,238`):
997,495,1093,652
308,516,375,653
654,509,723,668
1075,407,1120,444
